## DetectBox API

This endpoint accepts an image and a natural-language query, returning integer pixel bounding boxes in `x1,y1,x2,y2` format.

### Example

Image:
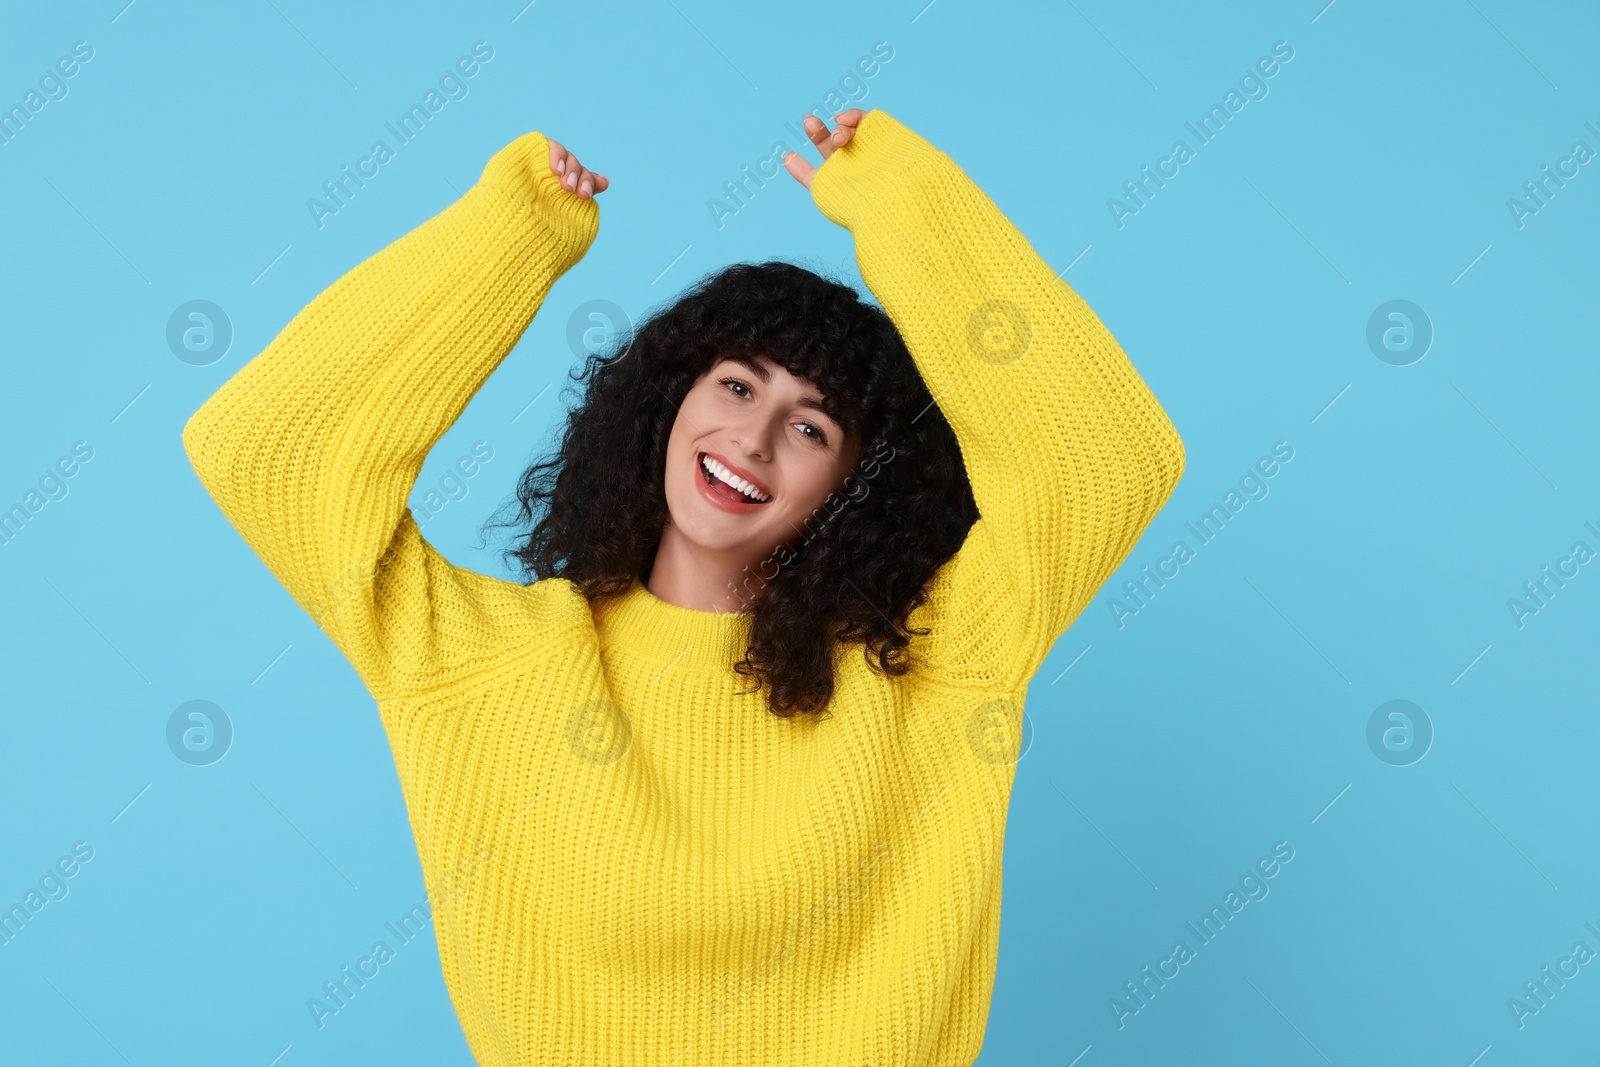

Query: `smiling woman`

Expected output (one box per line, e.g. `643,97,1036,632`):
489,254,981,716
180,108,1184,1065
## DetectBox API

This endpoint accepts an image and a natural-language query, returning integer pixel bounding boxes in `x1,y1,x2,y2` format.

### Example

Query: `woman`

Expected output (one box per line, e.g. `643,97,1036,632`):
183,107,1184,1065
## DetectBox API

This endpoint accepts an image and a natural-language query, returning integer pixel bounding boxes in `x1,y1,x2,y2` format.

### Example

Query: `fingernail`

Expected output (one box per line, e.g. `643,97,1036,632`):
557,158,566,174
580,178,592,196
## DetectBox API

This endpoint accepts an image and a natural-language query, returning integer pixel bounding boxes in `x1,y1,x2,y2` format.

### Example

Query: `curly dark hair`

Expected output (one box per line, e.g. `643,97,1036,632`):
482,259,978,719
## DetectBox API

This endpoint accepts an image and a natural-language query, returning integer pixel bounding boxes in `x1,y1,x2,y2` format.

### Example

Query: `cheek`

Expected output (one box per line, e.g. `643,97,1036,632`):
672,390,721,440
668,400,704,452
783,458,843,514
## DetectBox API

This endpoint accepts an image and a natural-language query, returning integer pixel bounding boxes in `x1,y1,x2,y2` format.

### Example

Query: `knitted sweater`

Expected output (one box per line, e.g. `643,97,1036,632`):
182,109,1184,1066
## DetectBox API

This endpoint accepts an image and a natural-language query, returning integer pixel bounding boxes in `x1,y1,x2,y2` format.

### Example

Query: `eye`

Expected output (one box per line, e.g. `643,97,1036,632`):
797,422,829,446
718,377,831,447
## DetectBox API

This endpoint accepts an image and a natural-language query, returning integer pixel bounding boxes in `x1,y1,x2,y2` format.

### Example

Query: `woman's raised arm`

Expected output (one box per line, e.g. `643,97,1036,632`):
797,109,1185,691
182,131,603,703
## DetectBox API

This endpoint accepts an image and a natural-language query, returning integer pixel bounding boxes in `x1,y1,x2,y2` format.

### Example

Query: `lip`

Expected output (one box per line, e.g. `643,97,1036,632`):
695,451,773,514
702,451,773,498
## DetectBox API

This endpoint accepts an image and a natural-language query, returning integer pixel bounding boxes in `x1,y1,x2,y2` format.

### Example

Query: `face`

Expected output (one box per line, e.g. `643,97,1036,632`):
663,354,862,569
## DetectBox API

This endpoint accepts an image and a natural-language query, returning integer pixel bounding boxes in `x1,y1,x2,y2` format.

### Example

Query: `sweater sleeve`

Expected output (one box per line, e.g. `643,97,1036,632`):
181,130,597,702
809,110,1185,691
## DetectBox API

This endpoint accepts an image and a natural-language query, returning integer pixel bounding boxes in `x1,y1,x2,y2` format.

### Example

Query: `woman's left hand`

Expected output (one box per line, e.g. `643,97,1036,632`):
782,109,869,189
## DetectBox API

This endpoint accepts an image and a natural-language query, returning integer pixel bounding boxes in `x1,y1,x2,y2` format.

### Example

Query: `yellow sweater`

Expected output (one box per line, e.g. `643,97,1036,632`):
182,109,1184,1066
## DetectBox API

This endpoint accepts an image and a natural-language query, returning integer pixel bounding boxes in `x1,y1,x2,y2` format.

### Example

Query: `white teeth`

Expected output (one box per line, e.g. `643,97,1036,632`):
701,454,769,502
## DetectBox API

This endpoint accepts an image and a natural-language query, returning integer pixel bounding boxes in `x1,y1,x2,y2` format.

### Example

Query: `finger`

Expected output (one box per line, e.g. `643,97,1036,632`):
803,115,839,162
572,167,605,198
831,108,865,145
781,149,815,190
543,139,606,196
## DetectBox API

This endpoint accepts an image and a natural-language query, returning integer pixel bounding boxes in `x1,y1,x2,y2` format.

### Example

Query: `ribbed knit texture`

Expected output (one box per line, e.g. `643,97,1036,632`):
182,110,1184,1066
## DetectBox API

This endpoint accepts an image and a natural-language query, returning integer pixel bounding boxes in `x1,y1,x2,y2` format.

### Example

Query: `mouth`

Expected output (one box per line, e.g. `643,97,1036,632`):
697,451,772,512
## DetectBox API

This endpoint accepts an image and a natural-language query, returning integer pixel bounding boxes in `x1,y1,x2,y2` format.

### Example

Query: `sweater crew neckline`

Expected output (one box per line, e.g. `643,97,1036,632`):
594,575,756,673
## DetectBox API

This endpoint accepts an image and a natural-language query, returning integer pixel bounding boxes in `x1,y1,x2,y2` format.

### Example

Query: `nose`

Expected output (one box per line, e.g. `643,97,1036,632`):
732,408,778,462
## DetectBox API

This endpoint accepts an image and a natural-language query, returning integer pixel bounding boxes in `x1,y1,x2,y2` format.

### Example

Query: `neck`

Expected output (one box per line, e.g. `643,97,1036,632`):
648,523,775,613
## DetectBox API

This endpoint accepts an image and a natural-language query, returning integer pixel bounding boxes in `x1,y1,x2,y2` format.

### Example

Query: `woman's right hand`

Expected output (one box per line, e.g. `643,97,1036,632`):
546,138,608,199
782,109,867,189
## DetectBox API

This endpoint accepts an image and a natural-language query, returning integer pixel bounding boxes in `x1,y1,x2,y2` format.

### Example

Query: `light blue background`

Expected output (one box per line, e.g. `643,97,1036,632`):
2,0,1597,1063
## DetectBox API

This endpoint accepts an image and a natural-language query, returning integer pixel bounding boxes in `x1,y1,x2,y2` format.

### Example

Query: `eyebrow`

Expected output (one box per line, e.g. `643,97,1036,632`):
725,354,841,425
